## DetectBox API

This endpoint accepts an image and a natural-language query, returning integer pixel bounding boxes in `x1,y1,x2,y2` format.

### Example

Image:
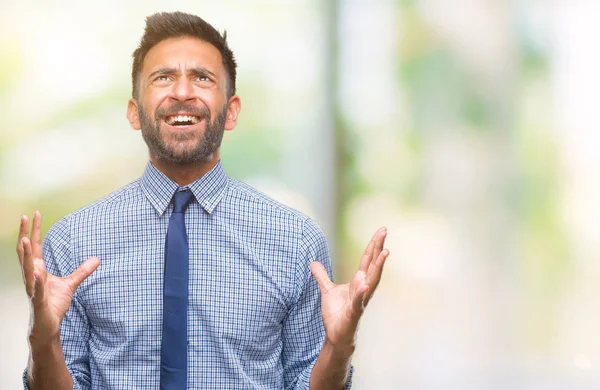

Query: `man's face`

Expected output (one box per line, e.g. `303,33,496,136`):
128,37,238,164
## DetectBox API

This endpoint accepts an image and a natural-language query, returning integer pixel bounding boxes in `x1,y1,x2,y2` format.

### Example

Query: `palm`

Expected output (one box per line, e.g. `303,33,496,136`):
31,271,78,336
45,276,78,318
310,228,389,346
319,279,360,345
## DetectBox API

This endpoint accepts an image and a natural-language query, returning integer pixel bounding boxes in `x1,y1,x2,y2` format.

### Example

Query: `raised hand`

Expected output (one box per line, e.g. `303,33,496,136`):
310,227,389,347
16,211,100,343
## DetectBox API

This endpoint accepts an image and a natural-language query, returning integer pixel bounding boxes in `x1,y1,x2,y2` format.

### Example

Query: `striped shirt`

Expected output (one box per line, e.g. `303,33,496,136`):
23,161,352,389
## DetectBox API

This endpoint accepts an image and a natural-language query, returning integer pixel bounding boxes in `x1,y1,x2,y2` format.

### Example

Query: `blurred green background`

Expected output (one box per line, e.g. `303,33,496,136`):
2,0,600,388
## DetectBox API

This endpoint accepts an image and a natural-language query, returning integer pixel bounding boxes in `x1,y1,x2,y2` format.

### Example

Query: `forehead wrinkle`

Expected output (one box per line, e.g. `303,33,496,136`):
140,38,228,95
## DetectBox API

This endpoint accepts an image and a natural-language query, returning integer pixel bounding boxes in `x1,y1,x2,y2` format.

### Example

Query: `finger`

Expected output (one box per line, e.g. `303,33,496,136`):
16,215,29,265
31,211,43,259
351,283,369,316
358,235,376,273
348,269,366,298
22,237,35,297
339,284,368,337
31,260,48,306
358,227,386,273
364,249,390,305
309,262,335,294
66,257,100,291
366,248,389,286
371,228,387,268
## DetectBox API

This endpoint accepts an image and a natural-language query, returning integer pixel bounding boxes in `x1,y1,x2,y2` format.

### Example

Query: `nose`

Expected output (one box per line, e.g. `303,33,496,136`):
170,77,196,102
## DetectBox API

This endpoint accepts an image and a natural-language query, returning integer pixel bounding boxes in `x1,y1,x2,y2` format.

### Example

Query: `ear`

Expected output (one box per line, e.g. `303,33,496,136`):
127,98,141,130
224,95,241,131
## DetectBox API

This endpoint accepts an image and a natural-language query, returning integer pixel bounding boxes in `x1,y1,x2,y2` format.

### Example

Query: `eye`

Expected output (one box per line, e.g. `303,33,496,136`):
156,75,171,81
195,75,211,82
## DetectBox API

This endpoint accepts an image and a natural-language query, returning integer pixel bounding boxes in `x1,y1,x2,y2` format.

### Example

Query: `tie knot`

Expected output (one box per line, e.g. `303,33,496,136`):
172,190,194,213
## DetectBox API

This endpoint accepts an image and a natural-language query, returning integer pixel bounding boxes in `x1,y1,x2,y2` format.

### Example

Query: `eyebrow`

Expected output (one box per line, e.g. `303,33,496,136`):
147,67,217,80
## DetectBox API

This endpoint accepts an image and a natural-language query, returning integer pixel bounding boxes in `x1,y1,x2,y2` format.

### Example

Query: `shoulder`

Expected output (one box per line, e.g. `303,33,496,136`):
43,179,143,271
224,178,313,225
223,178,329,256
71,179,142,217
46,179,142,236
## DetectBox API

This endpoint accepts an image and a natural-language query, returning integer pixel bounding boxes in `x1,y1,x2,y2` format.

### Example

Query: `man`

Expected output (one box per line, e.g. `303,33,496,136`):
17,11,389,390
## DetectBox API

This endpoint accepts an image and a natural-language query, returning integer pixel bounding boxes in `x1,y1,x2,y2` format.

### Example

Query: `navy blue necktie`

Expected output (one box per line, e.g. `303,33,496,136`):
160,190,195,389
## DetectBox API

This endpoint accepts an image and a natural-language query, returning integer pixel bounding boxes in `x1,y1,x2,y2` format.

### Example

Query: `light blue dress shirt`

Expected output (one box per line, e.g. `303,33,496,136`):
23,161,353,389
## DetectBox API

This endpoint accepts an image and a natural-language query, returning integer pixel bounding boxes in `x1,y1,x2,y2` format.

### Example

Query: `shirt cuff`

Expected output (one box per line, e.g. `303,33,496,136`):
296,362,354,389
22,368,29,390
23,367,87,390
344,364,354,389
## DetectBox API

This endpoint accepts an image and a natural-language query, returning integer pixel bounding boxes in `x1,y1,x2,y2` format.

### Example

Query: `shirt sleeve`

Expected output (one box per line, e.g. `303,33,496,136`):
281,218,353,390
22,216,92,390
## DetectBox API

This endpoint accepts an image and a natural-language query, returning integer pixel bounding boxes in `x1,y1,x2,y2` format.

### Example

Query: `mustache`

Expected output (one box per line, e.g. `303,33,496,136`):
154,103,210,120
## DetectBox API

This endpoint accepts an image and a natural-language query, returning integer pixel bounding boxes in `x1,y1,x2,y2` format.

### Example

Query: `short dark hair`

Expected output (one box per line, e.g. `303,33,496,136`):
131,11,237,99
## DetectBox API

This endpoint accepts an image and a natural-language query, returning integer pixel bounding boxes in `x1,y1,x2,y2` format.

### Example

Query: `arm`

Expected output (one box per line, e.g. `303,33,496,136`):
280,219,332,389
26,337,72,390
309,227,390,390
17,212,99,390
309,341,354,389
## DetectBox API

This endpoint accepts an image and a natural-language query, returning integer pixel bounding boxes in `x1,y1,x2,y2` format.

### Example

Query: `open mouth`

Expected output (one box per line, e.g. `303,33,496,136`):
163,114,202,127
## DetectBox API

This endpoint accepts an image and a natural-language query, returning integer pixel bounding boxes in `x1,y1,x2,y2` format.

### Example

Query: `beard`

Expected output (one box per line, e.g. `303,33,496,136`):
138,101,227,164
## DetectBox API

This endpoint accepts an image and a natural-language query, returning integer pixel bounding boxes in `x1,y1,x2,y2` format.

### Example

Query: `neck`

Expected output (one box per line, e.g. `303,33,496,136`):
149,151,221,186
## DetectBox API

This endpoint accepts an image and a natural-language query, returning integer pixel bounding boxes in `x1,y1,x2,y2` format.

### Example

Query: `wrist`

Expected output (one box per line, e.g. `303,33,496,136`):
28,331,61,350
322,338,356,361
324,332,357,353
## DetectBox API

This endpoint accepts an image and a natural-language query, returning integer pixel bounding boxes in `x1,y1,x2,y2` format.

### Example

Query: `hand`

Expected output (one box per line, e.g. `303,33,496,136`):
16,211,100,343
310,227,389,347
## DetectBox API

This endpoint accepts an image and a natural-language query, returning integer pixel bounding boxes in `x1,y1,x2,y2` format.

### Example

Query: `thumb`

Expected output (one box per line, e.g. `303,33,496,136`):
309,262,335,294
67,257,100,290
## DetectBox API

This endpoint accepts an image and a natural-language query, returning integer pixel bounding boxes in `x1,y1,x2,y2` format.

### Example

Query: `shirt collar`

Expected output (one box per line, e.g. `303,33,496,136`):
140,160,229,216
